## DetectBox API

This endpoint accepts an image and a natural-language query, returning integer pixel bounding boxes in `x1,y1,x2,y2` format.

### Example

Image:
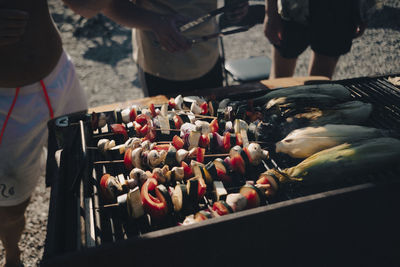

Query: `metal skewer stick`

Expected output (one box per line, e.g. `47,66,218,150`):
193,114,217,119
87,140,172,150
93,132,115,138
93,153,229,165
102,203,119,208
94,127,181,138
154,128,181,132
88,140,269,151
170,109,217,119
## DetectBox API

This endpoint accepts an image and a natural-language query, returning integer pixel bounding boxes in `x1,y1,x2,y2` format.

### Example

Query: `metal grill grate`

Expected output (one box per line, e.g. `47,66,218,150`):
43,74,400,263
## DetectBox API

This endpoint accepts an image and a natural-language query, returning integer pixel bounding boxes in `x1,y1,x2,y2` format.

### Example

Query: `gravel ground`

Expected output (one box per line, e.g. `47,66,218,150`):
1,1,399,266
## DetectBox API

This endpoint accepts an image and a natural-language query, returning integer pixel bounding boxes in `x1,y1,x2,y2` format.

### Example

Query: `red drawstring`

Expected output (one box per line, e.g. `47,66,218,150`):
0,80,53,146
40,80,54,119
0,87,20,146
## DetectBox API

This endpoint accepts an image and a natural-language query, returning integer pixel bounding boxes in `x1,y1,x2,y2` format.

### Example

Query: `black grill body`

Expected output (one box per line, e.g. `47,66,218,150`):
41,75,400,267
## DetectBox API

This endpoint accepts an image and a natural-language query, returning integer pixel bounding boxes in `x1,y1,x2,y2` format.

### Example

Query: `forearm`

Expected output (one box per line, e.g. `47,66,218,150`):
265,0,278,15
102,0,191,53
101,0,159,31
62,0,112,18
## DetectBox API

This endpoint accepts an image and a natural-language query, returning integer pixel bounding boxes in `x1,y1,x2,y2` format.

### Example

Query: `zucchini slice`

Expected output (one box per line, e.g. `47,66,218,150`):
172,184,188,212
156,184,173,214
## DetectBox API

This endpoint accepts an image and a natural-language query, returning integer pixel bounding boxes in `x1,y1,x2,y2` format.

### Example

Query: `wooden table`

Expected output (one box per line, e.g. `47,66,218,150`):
89,76,329,113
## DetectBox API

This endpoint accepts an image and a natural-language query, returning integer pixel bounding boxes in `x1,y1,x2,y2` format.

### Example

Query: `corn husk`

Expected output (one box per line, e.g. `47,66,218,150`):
270,100,372,138
268,137,400,185
307,101,372,126
265,93,342,117
276,124,388,158
253,83,351,106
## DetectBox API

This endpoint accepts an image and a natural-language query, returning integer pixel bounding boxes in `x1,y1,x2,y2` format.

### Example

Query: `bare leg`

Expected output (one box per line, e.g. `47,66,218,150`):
270,46,297,79
0,198,30,267
308,51,339,79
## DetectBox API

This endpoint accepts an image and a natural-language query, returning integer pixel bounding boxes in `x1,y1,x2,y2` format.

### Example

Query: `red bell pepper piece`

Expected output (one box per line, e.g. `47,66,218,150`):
230,154,245,175
145,128,156,142
223,132,231,152
210,119,219,133
153,144,171,151
197,177,207,200
200,102,208,115
181,161,193,180
135,114,150,126
168,97,176,109
110,124,128,141
172,135,185,150
212,201,232,216
173,115,184,129
196,147,205,163
149,103,157,118
198,134,210,148
129,108,137,122
99,174,114,202
140,178,168,220
139,124,149,137
123,148,133,171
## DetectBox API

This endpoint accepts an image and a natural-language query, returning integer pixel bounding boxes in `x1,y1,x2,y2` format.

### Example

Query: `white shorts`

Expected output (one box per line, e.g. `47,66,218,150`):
0,51,88,206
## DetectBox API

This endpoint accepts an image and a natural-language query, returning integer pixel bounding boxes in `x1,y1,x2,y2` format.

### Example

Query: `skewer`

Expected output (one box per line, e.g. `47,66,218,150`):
102,203,119,208
86,140,176,150
154,128,181,132
93,132,115,138
94,128,181,138
93,153,229,165
88,140,271,151
192,114,217,119
170,110,217,119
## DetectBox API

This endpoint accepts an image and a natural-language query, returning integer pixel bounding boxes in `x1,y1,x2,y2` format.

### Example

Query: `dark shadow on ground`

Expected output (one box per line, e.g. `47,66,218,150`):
131,76,141,88
367,6,400,31
73,15,130,39
82,36,132,66
57,14,133,66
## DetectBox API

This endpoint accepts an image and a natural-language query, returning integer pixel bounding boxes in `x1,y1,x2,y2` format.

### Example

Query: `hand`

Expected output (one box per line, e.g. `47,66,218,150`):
263,11,283,46
225,1,249,24
0,9,29,46
353,22,367,38
62,0,113,18
151,13,192,53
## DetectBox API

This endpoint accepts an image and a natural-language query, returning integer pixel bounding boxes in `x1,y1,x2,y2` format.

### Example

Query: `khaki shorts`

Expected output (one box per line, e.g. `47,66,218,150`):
0,51,87,206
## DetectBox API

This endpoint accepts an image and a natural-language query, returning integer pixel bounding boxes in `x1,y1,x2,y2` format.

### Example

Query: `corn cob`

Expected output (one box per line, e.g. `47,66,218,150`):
307,101,373,126
276,124,389,158
265,93,343,116
253,83,352,106
261,100,373,141
260,137,400,195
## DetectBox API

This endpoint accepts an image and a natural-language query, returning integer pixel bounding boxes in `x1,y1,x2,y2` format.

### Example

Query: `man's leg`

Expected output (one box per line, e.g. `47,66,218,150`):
0,197,30,267
270,46,297,79
308,51,339,79
136,64,149,97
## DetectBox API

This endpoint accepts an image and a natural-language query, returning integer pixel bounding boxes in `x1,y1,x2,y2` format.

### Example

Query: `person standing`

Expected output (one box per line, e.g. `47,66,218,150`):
263,0,381,79
95,0,249,97
0,0,111,265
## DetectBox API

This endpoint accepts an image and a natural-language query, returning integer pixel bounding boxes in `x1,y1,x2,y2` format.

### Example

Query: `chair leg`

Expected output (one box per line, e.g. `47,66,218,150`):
219,37,229,86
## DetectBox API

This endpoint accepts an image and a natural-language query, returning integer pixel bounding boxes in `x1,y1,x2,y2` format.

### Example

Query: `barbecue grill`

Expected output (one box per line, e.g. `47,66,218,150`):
41,74,400,267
